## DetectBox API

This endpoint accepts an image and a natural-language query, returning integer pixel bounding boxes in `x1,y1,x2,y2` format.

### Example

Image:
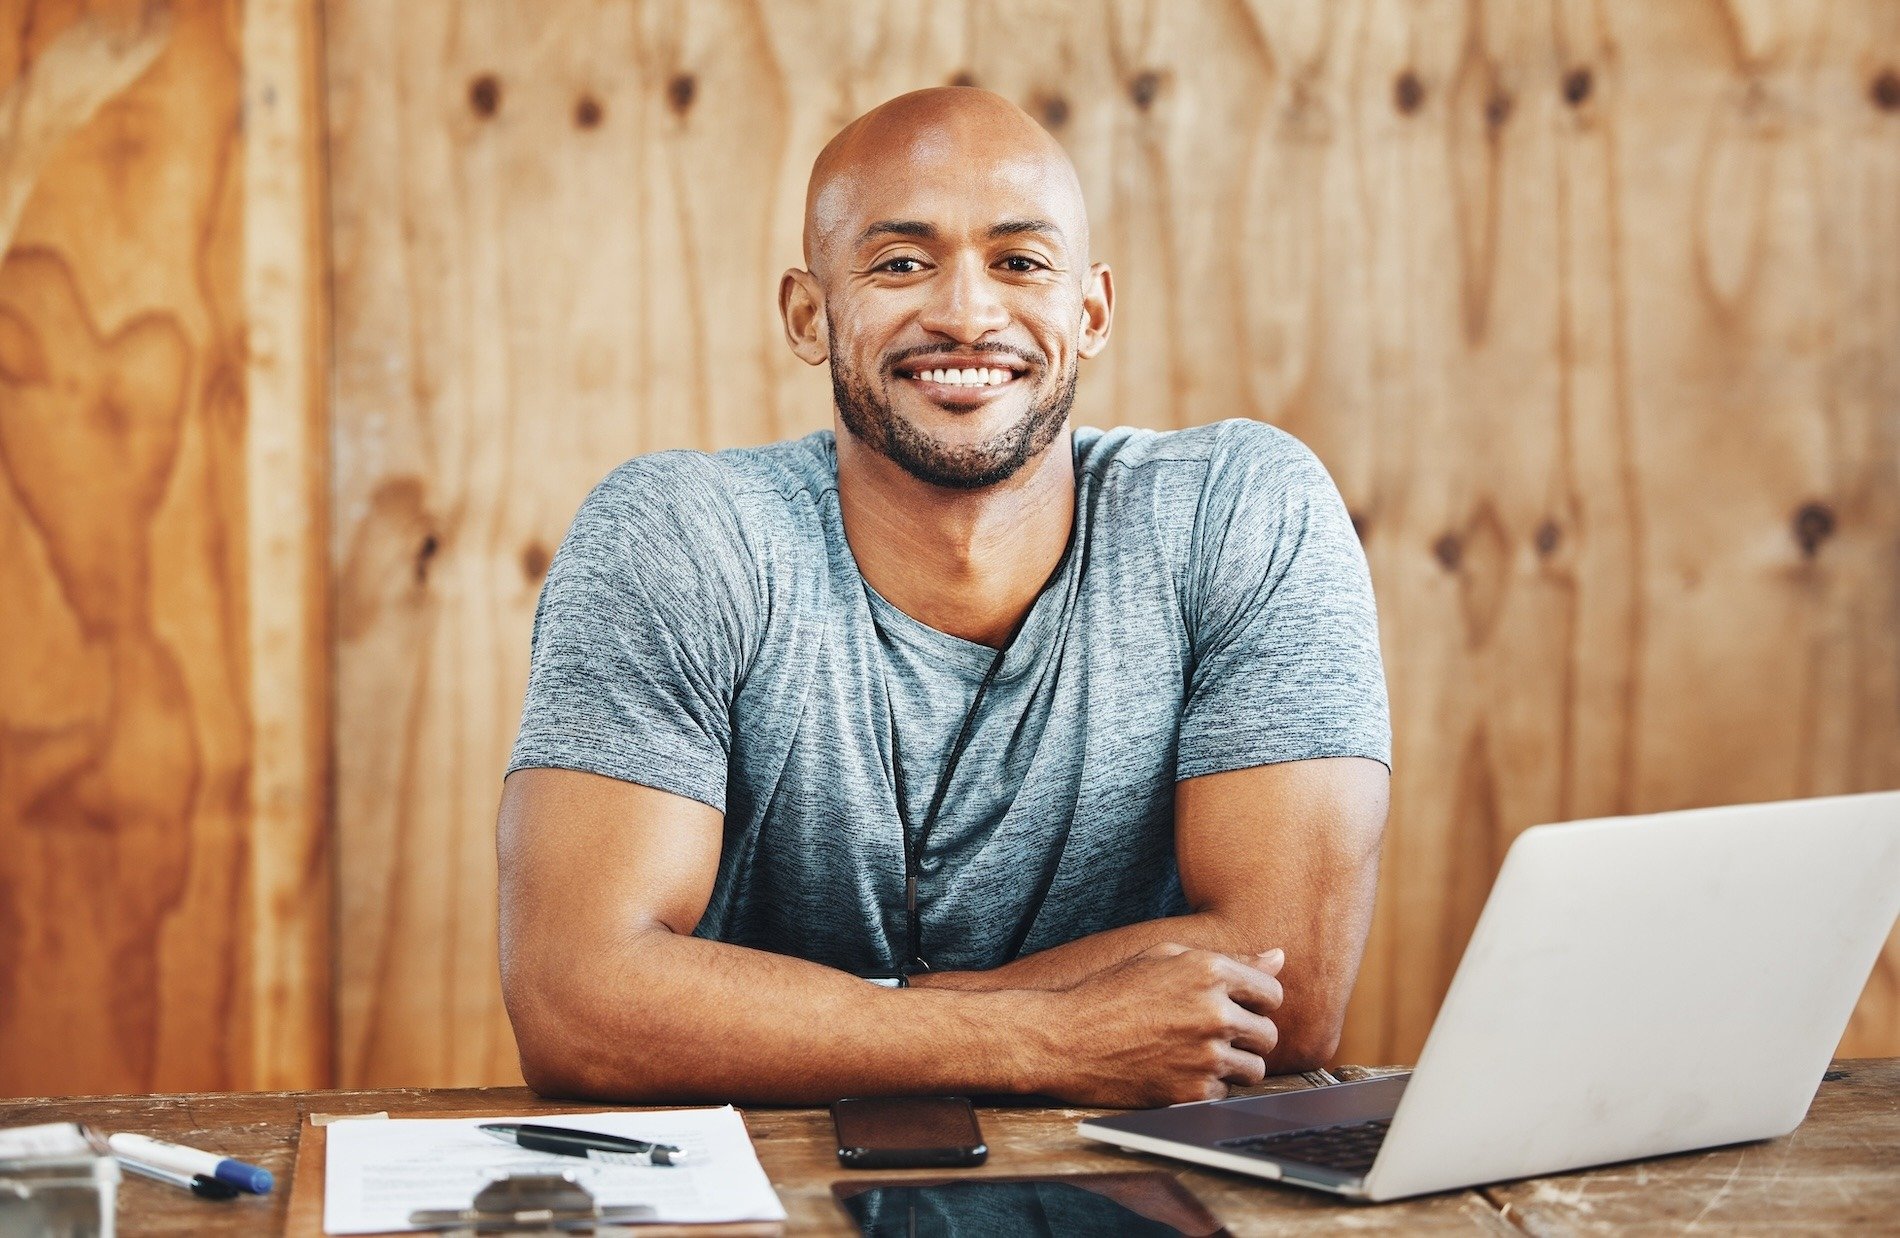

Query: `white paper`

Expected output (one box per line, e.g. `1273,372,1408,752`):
321,1106,785,1234
0,1122,98,1162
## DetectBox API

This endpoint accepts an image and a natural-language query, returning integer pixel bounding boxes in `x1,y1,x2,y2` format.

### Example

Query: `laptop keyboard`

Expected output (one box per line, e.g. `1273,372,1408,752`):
1219,1117,1391,1175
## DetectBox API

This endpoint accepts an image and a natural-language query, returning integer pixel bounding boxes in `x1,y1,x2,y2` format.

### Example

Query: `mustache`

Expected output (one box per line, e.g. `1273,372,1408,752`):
883,341,1045,371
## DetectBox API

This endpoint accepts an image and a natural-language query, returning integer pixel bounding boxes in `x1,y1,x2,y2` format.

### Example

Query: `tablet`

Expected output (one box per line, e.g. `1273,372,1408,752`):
831,1170,1229,1237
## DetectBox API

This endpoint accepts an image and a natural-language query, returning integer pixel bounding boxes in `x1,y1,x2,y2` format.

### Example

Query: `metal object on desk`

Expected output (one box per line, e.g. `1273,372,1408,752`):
405,1172,655,1232
0,1122,119,1238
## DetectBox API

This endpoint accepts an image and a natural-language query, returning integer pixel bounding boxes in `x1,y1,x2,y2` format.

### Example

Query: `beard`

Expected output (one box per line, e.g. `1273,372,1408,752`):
830,329,1077,491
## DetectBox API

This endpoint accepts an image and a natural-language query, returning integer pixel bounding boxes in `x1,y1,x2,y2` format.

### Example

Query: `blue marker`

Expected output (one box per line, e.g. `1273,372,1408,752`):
107,1132,273,1194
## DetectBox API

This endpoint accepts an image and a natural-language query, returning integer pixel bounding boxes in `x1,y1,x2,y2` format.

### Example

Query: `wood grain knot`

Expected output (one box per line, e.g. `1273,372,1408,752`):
574,94,603,129
1872,69,1900,112
415,533,440,585
667,73,696,115
1394,70,1425,115
1036,93,1070,129
1432,532,1463,571
1822,1069,1848,1082
468,74,501,119
521,541,551,583
1792,502,1835,557
1562,67,1593,107
1484,90,1512,128
948,70,978,88
1534,520,1561,556
1129,71,1162,111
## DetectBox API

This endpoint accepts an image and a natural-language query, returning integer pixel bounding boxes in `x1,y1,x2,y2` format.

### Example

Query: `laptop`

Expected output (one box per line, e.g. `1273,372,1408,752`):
1078,791,1900,1202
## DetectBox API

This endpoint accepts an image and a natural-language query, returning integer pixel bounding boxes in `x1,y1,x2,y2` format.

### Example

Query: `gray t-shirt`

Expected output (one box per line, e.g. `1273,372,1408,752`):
508,419,1389,976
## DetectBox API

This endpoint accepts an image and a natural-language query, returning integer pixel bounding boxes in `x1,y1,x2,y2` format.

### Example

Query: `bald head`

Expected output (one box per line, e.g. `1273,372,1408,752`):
802,87,1090,281
778,87,1114,493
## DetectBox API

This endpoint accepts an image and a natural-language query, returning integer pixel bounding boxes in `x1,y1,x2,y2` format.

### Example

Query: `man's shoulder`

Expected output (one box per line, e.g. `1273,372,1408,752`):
1078,419,1330,515
590,431,833,509
575,431,835,548
548,434,832,607
1078,417,1318,478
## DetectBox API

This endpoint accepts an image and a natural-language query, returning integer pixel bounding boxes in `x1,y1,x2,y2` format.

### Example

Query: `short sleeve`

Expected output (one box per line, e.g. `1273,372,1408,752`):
506,452,761,811
1175,422,1391,781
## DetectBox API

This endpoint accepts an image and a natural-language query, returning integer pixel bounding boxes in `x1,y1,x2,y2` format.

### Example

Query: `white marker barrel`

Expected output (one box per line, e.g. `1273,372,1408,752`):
107,1133,273,1194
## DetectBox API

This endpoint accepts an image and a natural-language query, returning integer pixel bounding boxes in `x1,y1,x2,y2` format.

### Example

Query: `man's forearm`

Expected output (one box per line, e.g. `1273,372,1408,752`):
917,761,1390,1071
915,911,1250,993
915,909,1359,1071
504,927,1061,1105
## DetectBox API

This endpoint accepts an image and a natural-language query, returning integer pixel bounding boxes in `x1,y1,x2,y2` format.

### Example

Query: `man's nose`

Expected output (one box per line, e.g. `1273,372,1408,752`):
916,253,1009,342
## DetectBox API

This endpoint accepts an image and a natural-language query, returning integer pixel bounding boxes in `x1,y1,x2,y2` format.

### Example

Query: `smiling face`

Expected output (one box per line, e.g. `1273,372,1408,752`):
781,89,1113,490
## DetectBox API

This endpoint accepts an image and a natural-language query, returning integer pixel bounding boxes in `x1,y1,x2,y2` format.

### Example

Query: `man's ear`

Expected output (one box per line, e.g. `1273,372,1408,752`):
1078,263,1114,360
779,269,829,365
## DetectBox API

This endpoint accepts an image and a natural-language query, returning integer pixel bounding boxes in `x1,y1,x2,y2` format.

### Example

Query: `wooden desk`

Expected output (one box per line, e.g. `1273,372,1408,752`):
3,1060,1893,1234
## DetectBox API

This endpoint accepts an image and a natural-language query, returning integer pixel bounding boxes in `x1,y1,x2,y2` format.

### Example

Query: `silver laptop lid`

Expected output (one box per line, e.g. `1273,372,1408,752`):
1365,790,1900,1201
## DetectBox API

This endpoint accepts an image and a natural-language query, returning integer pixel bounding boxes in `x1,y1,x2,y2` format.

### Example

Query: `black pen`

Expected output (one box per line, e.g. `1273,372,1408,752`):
116,1155,241,1200
479,1122,687,1167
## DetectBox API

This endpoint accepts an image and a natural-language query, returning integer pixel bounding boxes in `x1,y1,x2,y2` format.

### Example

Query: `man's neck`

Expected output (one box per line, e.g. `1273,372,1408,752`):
835,425,1076,649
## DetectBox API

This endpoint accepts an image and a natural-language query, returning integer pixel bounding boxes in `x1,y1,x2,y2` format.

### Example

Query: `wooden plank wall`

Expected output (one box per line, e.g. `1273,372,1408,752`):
0,0,328,1097
6,0,1894,1098
326,0,1900,1089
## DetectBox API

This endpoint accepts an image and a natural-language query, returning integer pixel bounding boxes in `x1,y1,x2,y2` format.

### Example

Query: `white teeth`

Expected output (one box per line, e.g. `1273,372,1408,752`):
911,366,1014,386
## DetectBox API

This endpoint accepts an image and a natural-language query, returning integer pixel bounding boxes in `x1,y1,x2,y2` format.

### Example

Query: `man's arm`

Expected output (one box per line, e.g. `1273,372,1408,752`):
498,766,1289,1107
915,755,1388,1071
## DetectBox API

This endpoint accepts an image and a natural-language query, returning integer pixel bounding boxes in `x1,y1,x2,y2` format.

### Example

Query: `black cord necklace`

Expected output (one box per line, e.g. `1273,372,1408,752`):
870,603,1027,977
858,440,1085,983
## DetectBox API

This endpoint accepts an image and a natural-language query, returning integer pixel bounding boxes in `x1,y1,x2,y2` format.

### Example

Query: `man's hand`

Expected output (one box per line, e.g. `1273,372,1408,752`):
1030,943,1286,1107
914,757,1388,1073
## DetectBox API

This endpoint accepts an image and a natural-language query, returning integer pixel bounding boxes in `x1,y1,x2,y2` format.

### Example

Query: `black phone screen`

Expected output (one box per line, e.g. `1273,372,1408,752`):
835,1177,1223,1237
831,1097,987,1168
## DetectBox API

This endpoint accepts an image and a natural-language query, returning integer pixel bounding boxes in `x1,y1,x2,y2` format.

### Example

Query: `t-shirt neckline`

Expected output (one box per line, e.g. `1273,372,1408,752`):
819,432,1086,685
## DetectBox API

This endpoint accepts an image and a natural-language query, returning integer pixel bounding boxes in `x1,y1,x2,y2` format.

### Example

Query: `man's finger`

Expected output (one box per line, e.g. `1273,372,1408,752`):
1214,955,1285,1012
1220,1046,1268,1087
1224,1006,1280,1059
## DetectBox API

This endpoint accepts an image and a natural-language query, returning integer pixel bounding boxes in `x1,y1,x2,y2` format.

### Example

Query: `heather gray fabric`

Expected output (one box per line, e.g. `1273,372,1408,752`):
507,420,1390,976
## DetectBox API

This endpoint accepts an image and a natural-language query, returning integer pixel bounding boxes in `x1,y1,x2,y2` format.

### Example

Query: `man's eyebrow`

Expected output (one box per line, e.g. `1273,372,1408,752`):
856,219,936,246
987,218,1060,240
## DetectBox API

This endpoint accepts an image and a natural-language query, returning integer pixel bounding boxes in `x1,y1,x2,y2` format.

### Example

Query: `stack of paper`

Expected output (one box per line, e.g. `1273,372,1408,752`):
322,1106,786,1233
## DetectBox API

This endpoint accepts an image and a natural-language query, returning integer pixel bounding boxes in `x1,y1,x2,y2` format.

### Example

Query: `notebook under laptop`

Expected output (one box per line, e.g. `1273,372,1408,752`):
1078,791,1900,1202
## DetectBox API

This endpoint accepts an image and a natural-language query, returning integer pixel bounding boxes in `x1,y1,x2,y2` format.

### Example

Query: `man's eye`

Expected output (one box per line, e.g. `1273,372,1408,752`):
879,257,925,274
1001,256,1047,272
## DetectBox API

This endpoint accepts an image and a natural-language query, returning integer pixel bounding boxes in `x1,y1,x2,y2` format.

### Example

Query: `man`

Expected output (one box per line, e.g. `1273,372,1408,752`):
498,87,1389,1108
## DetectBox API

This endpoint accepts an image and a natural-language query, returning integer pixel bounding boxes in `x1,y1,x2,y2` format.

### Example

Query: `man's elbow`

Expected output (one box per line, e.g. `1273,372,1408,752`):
510,994,621,1101
511,1006,684,1103
1271,1028,1343,1075
517,1040,591,1101
504,959,666,1102
1271,1007,1346,1075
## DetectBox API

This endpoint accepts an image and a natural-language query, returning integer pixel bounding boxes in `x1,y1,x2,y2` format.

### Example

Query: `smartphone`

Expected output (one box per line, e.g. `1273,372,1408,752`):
831,1096,987,1169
